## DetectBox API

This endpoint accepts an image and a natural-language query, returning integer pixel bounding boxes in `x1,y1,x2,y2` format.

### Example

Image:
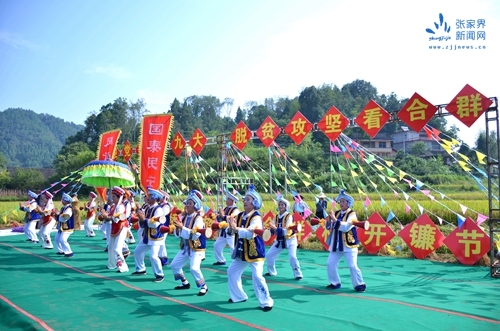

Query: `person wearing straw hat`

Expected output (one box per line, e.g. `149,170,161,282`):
265,195,303,280
20,190,41,243
54,192,75,257
37,191,56,249
83,192,98,237
132,187,166,282
170,189,209,296
315,191,328,219
212,189,240,266
227,185,273,312
325,190,366,292
100,186,129,273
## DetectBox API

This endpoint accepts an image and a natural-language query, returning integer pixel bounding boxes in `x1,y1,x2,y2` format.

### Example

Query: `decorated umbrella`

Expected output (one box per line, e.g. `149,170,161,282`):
80,160,136,188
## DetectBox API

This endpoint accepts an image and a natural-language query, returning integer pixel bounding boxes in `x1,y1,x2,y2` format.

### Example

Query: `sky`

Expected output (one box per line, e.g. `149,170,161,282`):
0,0,499,147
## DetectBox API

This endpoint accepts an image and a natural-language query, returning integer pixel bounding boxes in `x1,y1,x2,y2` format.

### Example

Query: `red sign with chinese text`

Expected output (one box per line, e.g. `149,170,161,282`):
97,129,121,160
229,121,252,150
357,212,396,254
262,211,277,246
293,212,312,245
121,140,133,163
317,106,349,142
284,111,313,145
256,116,281,148
170,131,186,158
397,93,437,133
443,217,490,265
399,214,445,259
355,100,391,138
445,84,493,128
315,222,331,251
139,114,173,190
189,128,207,155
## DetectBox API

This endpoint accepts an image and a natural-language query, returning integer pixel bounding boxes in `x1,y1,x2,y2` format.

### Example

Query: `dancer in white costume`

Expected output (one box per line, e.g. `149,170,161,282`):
212,190,240,266
38,191,56,249
83,192,97,237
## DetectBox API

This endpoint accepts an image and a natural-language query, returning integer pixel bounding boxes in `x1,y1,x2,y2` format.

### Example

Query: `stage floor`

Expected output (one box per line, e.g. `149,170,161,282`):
1,231,499,331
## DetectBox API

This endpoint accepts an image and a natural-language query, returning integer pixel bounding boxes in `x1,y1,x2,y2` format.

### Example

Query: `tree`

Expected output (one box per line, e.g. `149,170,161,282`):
409,141,429,156
7,168,46,190
52,142,95,180
234,107,245,123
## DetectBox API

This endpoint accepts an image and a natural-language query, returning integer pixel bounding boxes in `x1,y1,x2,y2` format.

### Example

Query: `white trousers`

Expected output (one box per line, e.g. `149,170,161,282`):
107,227,129,272
55,231,72,254
39,219,56,248
170,249,206,288
84,215,96,236
327,248,364,288
213,233,234,263
24,220,38,241
266,239,302,278
159,234,168,258
227,258,274,308
134,242,164,276
101,221,110,241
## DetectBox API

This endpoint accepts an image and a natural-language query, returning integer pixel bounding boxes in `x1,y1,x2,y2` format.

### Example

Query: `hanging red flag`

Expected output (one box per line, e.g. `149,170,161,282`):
317,106,349,142
97,129,121,160
189,128,207,155
445,84,493,128
355,100,391,138
138,114,174,190
284,111,313,145
255,116,281,148
170,131,186,158
230,121,252,150
121,140,133,163
397,93,437,133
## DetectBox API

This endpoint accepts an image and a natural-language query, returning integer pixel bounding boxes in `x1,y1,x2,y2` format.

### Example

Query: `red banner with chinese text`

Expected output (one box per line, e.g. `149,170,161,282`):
138,114,174,191
317,106,349,142
170,131,187,157
399,214,445,259
443,217,490,265
357,212,396,254
445,84,493,128
121,140,134,163
262,211,277,245
284,111,313,145
230,121,252,150
354,100,391,138
256,116,281,148
397,93,437,133
97,129,121,160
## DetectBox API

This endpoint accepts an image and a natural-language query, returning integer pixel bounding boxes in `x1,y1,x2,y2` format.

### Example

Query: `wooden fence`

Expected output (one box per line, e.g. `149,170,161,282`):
0,189,25,199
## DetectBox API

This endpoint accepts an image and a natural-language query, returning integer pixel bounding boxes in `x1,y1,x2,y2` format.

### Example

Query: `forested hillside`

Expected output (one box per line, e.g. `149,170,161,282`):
0,108,83,167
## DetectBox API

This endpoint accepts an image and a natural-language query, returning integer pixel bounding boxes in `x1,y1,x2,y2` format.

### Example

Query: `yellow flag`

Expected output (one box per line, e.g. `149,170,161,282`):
194,173,198,179
302,180,311,187
399,170,407,181
351,170,358,177
181,183,187,191
458,161,471,172
451,138,459,146
441,139,453,146
253,168,258,174
476,151,486,164
304,172,311,179
286,178,293,185
385,160,393,167
280,164,286,172
458,153,470,162
370,180,377,189
291,166,299,173
440,143,452,154
171,173,178,180
387,177,397,184
357,187,366,195
374,164,384,171
359,166,364,174
290,159,298,166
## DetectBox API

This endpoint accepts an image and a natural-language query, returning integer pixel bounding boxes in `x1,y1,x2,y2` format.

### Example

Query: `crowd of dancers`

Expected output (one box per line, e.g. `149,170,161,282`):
19,186,367,312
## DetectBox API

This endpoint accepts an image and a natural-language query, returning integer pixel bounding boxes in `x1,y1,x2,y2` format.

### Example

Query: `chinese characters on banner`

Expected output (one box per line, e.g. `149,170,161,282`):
397,93,437,133
443,217,490,265
170,131,187,157
230,121,252,150
255,116,282,148
139,114,173,191
317,106,350,142
97,129,121,160
189,128,208,155
398,214,445,259
357,212,396,254
284,111,313,145
354,100,391,139
445,84,493,127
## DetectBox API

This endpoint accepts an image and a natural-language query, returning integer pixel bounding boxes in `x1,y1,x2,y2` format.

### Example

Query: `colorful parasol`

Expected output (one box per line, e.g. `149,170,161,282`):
80,160,136,188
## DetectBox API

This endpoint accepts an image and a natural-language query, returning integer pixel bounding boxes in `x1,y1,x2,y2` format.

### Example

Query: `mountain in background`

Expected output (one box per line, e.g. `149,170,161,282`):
0,108,83,167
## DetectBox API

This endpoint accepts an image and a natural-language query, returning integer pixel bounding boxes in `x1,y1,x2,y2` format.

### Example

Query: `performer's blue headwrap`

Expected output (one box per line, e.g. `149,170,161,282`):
61,192,72,203
245,185,262,210
187,190,203,210
28,190,38,199
335,190,354,208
